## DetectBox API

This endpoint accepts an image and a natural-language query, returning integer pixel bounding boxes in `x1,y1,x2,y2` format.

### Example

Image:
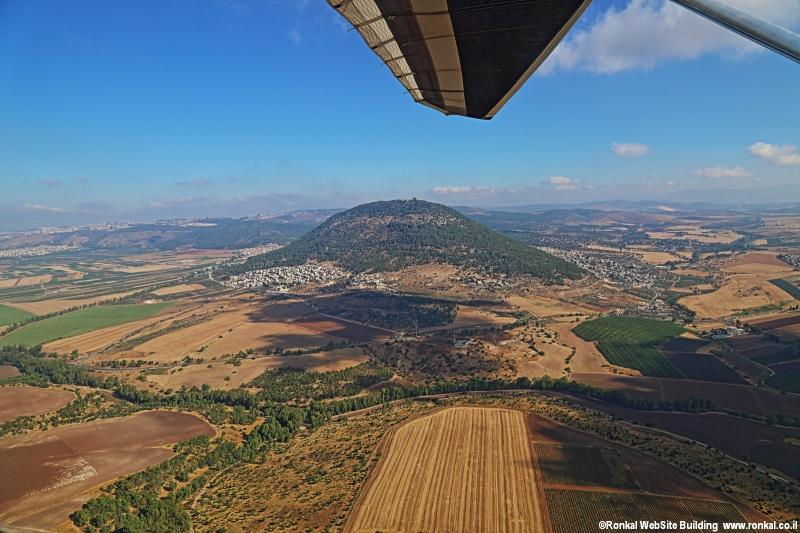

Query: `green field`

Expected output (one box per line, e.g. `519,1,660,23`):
597,342,685,378
574,317,686,378
0,303,172,347
573,316,685,344
769,278,800,300
0,304,34,326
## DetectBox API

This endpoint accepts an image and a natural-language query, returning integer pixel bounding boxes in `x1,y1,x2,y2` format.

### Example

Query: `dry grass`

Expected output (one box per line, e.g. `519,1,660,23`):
507,295,594,318
680,274,794,319
144,348,369,390
150,283,206,296
347,407,544,533
722,252,793,274
0,275,53,289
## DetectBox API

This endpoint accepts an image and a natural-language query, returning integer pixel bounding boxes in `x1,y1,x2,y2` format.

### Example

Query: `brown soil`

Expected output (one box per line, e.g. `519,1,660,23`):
0,386,75,422
0,411,215,530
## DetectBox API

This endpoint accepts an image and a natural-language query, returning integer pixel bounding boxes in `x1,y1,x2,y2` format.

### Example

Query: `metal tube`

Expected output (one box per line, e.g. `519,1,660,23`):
670,0,800,64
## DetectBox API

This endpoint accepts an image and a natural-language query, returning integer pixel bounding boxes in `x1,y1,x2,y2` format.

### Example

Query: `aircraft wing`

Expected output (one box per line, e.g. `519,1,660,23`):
328,0,591,119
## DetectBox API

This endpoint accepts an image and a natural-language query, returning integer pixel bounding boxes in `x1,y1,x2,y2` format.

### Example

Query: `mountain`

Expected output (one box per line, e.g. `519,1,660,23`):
228,199,583,281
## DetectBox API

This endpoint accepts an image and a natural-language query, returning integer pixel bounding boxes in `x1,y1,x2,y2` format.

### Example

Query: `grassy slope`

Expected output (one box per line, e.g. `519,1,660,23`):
0,303,172,347
0,304,34,326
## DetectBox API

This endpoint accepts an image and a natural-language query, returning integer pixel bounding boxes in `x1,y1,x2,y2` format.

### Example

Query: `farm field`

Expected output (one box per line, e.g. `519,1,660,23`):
144,348,369,390
0,302,173,347
680,275,795,319
291,312,391,343
506,294,595,317
721,252,794,274
766,361,800,393
0,365,21,379
0,410,215,530
571,372,800,419
769,278,800,300
597,342,683,378
0,274,53,289
748,312,800,331
566,400,800,481
662,352,746,384
574,317,685,377
0,303,33,326
150,283,207,296
0,386,74,422
574,316,685,345
534,444,638,488
347,407,544,533
545,490,745,533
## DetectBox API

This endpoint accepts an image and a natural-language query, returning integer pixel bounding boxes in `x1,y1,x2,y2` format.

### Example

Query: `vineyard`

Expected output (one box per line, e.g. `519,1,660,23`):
347,407,544,533
598,342,685,378
573,316,685,345
545,490,746,533
534,444,638,488
573,317,686,378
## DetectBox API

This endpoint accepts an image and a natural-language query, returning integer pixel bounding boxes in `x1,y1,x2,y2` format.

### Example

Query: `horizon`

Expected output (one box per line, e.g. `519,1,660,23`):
1,0,799,230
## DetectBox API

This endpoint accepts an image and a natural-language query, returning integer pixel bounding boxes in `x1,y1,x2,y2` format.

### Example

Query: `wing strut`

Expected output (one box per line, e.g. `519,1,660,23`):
670,0,800,63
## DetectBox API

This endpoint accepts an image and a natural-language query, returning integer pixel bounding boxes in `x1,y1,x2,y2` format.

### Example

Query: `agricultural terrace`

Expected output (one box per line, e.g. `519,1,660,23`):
0,304,33,326
348,407,543,533
573,317,686,378
0,303,172,347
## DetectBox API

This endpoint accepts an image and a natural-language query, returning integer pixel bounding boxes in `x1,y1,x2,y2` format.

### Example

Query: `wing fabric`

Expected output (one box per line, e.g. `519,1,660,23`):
328,0,591,119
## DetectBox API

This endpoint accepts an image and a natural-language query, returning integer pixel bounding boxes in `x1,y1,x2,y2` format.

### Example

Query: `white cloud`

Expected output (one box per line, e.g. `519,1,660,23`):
612,142,650,158
288,28,302,45
548,176,583,191
542,0,800,74
694,165,751,179
18,202,67,213
431,185,495,196
665,180,676,187
748,142,800,166
37,178,62,187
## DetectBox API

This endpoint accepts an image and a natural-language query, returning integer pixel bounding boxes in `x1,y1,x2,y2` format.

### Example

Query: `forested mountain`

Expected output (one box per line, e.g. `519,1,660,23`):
227,199,583,281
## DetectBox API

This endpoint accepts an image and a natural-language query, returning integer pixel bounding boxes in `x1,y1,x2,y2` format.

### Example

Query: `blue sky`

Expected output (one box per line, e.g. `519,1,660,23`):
1,0,799,230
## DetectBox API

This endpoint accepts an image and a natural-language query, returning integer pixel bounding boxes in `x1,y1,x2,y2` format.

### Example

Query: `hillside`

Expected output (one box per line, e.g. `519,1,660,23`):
227,199,583,281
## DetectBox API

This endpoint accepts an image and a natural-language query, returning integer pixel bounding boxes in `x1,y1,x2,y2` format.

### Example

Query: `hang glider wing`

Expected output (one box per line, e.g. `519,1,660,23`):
327,0,592,119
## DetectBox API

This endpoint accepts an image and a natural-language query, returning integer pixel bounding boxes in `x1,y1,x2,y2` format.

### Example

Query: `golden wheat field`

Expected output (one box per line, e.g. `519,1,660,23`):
347,407,543,533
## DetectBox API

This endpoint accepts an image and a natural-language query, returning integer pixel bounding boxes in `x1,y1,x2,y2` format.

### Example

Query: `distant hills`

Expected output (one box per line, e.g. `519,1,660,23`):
228,199,583,281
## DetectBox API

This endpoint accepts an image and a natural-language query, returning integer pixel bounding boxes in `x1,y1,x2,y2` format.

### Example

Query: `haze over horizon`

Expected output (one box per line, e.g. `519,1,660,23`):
2,0,799,230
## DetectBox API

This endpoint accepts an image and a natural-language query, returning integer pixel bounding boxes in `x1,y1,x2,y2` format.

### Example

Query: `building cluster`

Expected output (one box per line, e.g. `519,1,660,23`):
541,247,659,287
231,244,282,260
779,252,800,268
460,274,510,293
0,244,78,258
225,263,347,291
350,272,390,291
703,326,747,339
